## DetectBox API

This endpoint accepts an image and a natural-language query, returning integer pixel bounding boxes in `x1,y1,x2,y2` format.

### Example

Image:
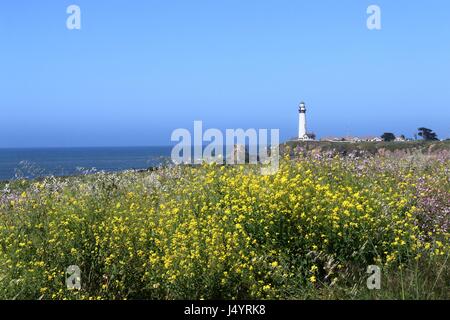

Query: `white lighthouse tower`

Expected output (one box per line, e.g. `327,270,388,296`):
298,101,309,140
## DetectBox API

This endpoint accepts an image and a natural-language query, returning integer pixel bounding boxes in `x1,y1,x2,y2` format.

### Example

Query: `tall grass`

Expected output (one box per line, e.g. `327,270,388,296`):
0,151,448,299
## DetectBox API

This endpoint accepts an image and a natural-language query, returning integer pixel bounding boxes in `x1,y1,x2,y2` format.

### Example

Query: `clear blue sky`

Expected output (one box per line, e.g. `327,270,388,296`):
1,0,449,147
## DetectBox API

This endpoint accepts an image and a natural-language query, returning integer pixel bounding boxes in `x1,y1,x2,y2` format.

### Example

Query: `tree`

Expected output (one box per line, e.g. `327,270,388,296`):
418,127,439,141
307,132,316,140
381,132,396,142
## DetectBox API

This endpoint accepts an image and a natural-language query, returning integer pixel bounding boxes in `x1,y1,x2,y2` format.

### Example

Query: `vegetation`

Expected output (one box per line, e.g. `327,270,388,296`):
418,128,439,141
284,139,450,156
0,148,448,300
381,133,396,142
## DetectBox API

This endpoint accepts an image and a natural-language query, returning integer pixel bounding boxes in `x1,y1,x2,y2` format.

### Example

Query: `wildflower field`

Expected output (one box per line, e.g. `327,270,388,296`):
0,149,448,300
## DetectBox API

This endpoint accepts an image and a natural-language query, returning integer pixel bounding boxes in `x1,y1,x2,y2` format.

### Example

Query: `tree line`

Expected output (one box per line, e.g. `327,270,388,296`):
381,128,439,142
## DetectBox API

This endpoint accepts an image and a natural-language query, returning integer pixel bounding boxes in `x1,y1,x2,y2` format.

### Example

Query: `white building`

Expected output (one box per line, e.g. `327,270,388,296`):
298,102,313,140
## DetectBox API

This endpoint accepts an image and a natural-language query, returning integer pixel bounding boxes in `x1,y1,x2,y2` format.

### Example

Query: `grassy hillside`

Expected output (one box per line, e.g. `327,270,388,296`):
0,150,448,300
283,140,450,156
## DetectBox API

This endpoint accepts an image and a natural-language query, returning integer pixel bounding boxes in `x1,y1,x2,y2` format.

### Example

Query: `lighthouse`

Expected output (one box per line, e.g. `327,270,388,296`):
298,101,309,140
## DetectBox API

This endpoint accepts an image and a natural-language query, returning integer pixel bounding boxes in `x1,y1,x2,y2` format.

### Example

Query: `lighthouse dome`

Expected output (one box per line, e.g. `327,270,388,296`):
299,102,306,112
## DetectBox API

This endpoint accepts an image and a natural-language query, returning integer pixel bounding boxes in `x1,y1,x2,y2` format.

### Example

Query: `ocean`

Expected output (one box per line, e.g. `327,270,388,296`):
0,147,173,181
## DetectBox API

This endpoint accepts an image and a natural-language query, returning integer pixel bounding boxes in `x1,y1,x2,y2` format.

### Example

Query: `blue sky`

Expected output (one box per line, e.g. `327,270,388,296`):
1,0,449,147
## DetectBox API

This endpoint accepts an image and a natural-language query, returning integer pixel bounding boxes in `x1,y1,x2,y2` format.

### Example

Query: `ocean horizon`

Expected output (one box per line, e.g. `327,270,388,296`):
0,146,174,181
0,144,277,181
